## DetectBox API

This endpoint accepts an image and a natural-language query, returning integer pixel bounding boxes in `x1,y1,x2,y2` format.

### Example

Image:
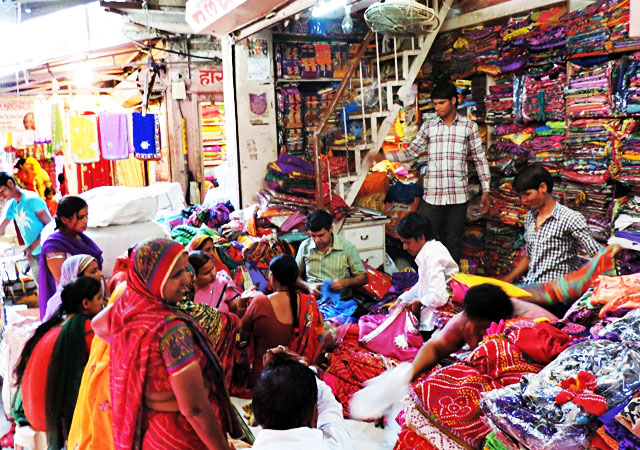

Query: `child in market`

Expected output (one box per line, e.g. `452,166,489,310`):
188,250,254,317
394,212,459,339
44,187,58,217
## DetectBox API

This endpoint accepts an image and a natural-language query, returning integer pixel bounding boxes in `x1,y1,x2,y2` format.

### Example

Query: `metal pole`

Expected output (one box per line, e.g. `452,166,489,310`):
359,60,366,143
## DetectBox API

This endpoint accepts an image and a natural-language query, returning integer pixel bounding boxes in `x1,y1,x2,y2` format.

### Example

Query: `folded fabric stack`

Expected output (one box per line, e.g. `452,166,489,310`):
201,103,226,183
526,7,566,73
519,64,566,122
613,54,640,115
485,75,515,123
461,223,486,275
488,123,531,169
484,222,525,276
563,119,617,184
563,181,614,242
526,122,566,176
263,152,316,209
566,0,640,58
498,15,532,74
487,180,527,227
566,62,615,118
277,86,305,157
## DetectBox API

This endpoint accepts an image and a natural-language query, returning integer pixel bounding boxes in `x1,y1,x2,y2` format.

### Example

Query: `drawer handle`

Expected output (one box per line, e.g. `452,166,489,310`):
360,235,369,241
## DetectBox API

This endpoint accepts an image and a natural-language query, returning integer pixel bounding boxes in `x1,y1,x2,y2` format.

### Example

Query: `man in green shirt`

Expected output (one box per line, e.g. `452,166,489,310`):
296,210,368,298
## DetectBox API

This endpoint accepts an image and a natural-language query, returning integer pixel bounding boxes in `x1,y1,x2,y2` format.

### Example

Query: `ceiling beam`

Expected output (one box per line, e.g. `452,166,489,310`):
440,0,564,32
233,0,316,41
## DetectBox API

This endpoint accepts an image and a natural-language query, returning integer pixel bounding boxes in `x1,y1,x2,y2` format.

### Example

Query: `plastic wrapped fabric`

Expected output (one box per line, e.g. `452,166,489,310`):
599,308,640,342
481,340,640,450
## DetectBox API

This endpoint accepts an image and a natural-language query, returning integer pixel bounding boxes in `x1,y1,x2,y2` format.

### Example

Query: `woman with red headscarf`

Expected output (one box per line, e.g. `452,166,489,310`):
104,238,249,449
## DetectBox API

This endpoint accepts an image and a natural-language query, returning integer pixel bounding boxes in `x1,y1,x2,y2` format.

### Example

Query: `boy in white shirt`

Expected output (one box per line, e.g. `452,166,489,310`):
251,349,354,450
395,212,459,338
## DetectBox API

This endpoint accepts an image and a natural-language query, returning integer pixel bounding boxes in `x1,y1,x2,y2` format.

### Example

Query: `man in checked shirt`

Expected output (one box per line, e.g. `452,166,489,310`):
504,165,600,285
377,81,491,263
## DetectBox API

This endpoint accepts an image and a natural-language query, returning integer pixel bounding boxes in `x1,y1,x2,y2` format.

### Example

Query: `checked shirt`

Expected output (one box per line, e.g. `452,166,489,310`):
386,114,491,205
523,202,601,284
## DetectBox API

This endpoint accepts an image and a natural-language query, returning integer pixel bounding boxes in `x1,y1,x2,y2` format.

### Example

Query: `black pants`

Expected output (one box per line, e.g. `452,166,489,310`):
417,201,468,264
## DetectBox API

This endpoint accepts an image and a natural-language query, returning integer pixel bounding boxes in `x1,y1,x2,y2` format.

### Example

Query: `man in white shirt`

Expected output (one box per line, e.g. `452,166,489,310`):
395,213,459,338
251,350,354,450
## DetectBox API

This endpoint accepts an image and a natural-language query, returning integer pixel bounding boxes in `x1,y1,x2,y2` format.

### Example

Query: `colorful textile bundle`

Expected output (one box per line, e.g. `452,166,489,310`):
566,0,640,58
520,65,566,122
562,181,614,242
201,103,226,182
526,122,565,176
566,62,614,118
613,54,640,114
69,115,100,164
483,222,525,276
562,119,617,184
614,131,640,185
485,76,515,123
486,181,527,227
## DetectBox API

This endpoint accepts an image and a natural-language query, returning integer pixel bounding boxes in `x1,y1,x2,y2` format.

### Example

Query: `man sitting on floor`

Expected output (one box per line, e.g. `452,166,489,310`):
296,210,368,299
251,350,354,450
410,283,556,381
503,165,600,285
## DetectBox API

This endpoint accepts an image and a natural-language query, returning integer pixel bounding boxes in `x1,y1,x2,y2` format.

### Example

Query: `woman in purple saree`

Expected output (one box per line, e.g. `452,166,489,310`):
38,196,103,319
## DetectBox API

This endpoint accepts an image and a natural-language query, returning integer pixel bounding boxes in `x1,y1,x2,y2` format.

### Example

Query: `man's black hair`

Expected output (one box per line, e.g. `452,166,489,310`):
396,212,435,242
463,284,513,324
252,355,318,430
431,81,458,103
0,171,15,188
513,164,554,194
306,210,333,233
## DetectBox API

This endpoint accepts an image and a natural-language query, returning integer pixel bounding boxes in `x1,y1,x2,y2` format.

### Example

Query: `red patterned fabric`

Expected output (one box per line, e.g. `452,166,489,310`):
393,428,437,450
411,363,499,448
467,337,545,386
326,325,397,416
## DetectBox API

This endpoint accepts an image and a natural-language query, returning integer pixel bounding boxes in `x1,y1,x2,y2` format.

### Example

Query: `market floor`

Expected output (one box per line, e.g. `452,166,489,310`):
230,397,393,449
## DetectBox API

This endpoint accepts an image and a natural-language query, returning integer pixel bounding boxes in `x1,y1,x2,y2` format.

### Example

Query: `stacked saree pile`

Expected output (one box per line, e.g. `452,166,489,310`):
562,119,618,185
519,64,566,122
486,180,527,227
526,7,566,72
483,221,525,276
526,122,566,176
262,152,316,209
566,62,615,118
461,223,486,275
488,123,531,168
613,54,640,115
498,15,532,74
566,0,640,58
394,320,566,450
277,85,305,157
485,76,515,123
614,131,640,185
481,310,640,450
201,103,226,183
562,181,614,242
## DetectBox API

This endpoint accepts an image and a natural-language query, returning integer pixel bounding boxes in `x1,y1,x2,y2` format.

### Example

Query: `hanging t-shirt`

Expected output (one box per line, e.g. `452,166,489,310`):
132,112,161,160
5,190,49,256
98,113,130,160
69,115,100,163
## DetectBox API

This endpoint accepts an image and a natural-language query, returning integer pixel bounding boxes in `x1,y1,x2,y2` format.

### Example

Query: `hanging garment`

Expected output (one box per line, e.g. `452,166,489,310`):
69,115,100,164
131,112,161,160
98,114,129,160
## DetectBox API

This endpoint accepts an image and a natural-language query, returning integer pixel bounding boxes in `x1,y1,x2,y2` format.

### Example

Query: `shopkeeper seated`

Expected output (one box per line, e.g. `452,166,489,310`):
296,210,368,298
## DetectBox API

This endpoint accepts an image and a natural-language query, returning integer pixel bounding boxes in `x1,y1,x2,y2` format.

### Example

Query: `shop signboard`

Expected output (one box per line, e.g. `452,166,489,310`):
0,99,35,132
186,0,248,34
191,68,224,93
